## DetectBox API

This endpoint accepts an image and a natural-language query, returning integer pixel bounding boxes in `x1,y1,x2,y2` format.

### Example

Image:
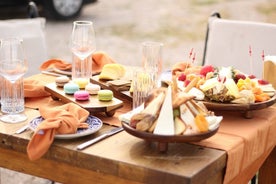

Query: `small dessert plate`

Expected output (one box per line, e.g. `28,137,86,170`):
29,115,103,139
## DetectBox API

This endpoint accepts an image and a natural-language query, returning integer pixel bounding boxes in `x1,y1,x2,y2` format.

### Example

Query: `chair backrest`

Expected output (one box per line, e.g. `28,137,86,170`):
0,17,47,77
203,14,276,78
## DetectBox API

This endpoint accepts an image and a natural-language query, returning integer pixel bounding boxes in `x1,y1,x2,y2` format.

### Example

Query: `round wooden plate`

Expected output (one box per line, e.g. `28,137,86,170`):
201,93,276,118
122,122,219,152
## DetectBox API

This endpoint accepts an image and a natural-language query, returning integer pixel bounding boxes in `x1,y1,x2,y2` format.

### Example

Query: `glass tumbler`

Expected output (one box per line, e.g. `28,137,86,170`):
1,76,25,114
132,70,154,109
0,38,27,123
142,41,163,88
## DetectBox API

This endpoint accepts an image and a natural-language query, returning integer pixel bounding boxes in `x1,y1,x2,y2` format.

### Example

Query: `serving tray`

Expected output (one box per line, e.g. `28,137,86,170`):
45,83,123,117
90,75,133,102
201,93,276,118
122,122,219,152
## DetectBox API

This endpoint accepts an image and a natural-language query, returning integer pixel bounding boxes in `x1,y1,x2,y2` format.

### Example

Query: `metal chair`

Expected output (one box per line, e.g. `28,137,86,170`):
202,12,275,184
27,1,40,18
0,3,50,182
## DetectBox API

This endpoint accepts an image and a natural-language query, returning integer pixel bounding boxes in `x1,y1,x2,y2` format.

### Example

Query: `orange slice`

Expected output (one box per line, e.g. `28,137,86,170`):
194,113,209,132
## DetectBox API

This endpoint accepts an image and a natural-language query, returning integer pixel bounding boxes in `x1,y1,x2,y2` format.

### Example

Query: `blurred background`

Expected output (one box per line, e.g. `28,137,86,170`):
0,0,276,70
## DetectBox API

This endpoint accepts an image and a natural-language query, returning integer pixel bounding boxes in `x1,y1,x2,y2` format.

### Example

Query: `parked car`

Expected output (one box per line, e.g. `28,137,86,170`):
0,0,97,20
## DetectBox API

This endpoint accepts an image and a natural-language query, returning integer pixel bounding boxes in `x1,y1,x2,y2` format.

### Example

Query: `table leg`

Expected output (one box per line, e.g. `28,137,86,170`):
258,146,276,184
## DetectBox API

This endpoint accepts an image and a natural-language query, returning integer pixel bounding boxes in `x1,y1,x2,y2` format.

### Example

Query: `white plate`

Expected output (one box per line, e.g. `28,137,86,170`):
29,115,103,139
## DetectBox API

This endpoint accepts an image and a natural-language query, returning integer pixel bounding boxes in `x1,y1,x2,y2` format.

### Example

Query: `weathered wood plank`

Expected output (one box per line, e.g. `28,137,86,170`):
0,147,141,184
259,146,276,184
0,110,226,184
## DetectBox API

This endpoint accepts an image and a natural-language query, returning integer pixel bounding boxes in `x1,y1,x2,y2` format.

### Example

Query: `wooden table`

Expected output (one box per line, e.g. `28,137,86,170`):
0,74,275,184
0,107,226,184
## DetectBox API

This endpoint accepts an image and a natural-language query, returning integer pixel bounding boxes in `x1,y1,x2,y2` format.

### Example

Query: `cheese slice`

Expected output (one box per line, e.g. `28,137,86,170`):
98,64,126,80
153,86,175,135
180,104,198,134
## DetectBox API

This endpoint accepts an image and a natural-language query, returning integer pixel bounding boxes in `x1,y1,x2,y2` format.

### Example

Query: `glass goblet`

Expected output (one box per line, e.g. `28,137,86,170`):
70,21,96,88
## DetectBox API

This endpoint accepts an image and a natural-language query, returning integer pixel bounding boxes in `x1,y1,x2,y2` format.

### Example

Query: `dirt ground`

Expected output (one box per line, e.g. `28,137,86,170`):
1,0,276,183
46,0,276,70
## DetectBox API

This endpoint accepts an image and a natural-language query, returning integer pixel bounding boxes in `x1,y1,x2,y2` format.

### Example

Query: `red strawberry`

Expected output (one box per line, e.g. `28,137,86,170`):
184,80,190,87
248,74,256,79
178,73,186,81
234,73,246,83
258,79,269,85
200,65,214,77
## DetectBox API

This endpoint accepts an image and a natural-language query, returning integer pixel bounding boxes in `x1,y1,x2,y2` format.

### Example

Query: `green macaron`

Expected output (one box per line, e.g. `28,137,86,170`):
97,90,113,101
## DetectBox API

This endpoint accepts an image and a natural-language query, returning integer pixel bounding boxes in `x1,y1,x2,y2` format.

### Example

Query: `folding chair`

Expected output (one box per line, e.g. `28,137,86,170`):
202,12,276,78
0,2,51,183
0,1,47,77
202,12,276,184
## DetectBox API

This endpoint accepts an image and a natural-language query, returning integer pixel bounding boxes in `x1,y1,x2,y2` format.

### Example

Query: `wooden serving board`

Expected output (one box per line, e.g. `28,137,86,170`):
122,122,219,152
90,75,133,102
202,93,276,118
45,83,123,117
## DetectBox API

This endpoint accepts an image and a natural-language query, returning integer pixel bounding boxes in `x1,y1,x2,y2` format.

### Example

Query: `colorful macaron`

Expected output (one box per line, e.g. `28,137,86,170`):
74,90,90,101
55,76,70,87
97,90,113,101
85,83,101,95
73,78,89,89
64,83,80,94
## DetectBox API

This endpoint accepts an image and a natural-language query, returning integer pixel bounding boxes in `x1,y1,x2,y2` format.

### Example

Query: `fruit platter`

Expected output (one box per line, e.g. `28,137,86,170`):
169,62,276,118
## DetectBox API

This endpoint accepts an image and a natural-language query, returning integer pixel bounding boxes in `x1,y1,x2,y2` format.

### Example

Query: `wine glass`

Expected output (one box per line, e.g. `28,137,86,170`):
70,21,96,88
0,38,28,123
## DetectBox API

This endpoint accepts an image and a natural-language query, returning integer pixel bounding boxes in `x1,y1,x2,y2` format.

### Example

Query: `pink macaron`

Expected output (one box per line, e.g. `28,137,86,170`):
74,91,90,101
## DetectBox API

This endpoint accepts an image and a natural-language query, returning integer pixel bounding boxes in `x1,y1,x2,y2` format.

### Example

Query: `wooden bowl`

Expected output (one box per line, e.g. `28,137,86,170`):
202,93,276,118
122,122,219,152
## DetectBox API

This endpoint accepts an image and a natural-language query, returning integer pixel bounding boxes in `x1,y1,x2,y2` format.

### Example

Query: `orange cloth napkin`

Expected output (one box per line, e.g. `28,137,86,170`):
40,51,115,74
23,77,52,109
27,102,90,161
0,77,50,98
40,58,72,71
24,78,51,98
92,51,116,74
193,107,276,184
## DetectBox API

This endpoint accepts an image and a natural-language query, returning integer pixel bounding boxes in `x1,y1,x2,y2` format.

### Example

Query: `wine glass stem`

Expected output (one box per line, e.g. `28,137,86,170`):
81,58,85,77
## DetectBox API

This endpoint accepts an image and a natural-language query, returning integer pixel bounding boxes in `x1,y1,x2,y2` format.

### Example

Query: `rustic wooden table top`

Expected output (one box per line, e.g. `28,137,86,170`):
0,73,274,184
0,108,226,184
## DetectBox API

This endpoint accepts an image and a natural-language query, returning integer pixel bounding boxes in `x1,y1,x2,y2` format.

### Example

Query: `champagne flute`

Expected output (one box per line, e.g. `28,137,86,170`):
0,38,28,123
70,21,96,88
